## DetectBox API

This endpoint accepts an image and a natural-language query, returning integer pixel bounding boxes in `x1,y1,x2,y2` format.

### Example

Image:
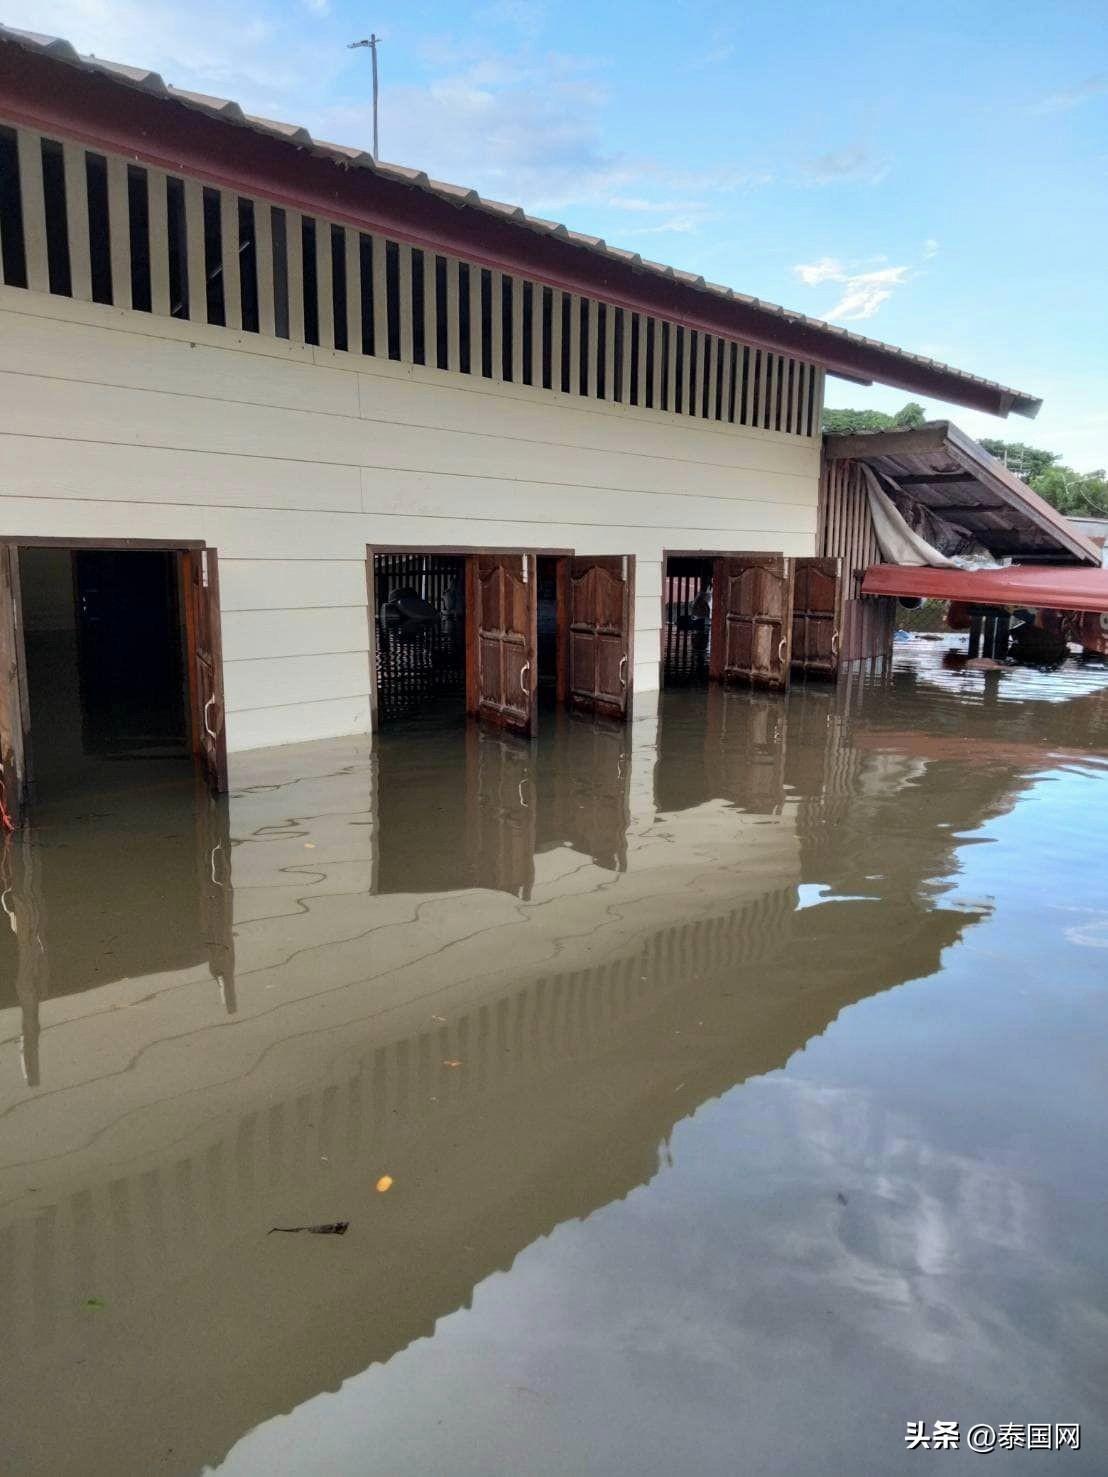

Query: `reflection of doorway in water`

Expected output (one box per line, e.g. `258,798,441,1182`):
663,556,714,685
371,552,468,725
0,779,235,1088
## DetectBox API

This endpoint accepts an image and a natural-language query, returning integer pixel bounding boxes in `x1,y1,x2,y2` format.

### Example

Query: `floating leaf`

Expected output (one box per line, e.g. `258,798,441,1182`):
376,1175,393,1193
269,1221,349,1236
443,1059,462,1068
82,1296,107,1310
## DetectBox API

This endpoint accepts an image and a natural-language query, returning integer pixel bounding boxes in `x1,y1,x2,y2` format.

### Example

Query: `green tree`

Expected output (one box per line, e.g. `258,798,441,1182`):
821,401,926,434
1029,464,1108,517
978,438,1059,483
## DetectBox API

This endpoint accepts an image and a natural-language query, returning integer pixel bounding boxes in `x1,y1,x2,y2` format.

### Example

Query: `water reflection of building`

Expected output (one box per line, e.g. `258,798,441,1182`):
0,785,234,1086
2,671,1080,1475
372,711,632,899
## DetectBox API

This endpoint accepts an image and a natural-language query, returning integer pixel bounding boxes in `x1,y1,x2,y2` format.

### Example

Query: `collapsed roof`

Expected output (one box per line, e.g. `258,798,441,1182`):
0,23,1042,421
825,422,1100,565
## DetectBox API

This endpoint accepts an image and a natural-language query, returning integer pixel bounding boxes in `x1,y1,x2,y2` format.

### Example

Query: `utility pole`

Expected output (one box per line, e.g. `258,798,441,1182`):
347,35,381,161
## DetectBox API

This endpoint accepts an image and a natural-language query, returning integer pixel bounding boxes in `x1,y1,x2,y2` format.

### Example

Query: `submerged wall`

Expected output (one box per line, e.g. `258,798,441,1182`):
0,289,820,751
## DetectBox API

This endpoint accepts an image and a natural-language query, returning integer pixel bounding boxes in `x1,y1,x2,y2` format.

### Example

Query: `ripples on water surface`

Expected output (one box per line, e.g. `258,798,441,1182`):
1,642,1107,1474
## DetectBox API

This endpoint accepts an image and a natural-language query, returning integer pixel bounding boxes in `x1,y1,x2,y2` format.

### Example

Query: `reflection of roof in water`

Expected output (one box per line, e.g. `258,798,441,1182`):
0,878,976,1476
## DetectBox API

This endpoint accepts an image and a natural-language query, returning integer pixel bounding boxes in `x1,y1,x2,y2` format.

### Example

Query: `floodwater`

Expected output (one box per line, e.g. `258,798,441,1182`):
2,643,1108,1475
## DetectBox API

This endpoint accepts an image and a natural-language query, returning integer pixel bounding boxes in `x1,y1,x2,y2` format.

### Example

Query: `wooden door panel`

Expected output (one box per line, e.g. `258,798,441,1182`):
713,554,792,691
0,546,29,827
568,556,633,719
595,633,625,705
187,548,229,793
472,553,537,736
791,556,840,678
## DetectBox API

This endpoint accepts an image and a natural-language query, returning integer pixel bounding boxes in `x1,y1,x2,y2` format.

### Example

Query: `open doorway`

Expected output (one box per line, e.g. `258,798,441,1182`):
367,547,634,737
536,555,566,708
0,541,227,819
370,551,468,725
663,552,796,691
663,556,714,686
21,547,189,784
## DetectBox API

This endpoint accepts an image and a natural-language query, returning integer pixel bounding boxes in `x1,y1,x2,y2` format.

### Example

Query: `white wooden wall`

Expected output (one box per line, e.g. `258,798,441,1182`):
0,288,821,753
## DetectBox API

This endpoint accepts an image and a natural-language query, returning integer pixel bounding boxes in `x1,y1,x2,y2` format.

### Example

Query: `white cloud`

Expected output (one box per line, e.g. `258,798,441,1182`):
321,48,771,218
793,257,846,287
792,258,911,322
825,267,909,322
7,0,336,95
625,217,699,236
801,148,890,186
923,238,940,259
1032,74,1108,114
301,0,329,13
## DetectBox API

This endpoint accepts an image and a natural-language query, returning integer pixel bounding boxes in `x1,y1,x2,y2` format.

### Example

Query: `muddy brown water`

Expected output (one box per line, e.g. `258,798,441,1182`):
2,643,1108,1474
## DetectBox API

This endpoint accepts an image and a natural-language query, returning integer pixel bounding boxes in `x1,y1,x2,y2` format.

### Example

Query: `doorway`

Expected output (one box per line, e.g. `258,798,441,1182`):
371,551,469,725
25,548,189,770
663,556,714,686
663,551,796,692
0,541,227,819
368,548,634,737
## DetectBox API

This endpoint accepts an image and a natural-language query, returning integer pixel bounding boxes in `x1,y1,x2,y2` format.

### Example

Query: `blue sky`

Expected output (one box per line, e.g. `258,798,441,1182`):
13,0,1108,465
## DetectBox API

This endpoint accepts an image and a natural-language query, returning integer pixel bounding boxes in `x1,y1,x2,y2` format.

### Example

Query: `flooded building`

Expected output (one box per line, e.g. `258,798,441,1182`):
0,24,1052,817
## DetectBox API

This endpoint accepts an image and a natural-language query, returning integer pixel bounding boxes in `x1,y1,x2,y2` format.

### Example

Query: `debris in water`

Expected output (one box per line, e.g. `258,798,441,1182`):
376,1175,393,1193
82,1296,107,1310
443,1059,462,1068
268,1222,350,1236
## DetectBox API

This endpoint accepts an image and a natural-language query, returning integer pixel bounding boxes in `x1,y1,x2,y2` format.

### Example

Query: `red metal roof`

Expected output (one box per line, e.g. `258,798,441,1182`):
862,563,1108,612
0,23,1043,421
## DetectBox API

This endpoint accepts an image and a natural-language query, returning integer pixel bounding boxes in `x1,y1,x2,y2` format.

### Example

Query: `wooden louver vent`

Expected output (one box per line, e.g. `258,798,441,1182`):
0,122,824,438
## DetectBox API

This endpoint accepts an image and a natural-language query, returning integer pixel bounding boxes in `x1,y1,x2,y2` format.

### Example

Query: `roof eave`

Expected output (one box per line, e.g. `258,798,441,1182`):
0,23,1045,424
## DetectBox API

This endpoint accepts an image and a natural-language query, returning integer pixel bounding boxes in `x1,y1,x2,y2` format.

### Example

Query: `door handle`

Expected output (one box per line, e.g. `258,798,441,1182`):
519,661,531,699
619,654,628,687
203,695,222,740
831,631,840,657
777,637,787,664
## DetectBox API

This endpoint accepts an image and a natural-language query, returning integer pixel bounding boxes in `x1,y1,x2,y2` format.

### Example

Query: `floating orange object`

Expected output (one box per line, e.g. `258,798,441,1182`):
376,1175,393,1193
442,1059,462,1068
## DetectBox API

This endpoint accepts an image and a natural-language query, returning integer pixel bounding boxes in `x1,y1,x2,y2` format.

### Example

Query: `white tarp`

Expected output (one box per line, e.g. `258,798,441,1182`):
861,464,1007,571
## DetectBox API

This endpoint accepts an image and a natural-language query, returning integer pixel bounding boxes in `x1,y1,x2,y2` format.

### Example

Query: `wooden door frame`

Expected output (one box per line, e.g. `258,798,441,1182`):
0,536,220,806
366,544,575,732
659,548,730,691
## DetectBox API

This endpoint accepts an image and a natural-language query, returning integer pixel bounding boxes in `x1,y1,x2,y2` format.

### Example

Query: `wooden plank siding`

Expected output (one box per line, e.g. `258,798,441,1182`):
816,455,896,664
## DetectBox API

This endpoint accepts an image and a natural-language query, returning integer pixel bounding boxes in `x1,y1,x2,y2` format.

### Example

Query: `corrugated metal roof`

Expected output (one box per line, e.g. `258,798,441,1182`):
862,562,1108,612
825,422,1101,565
0,22,1044,420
